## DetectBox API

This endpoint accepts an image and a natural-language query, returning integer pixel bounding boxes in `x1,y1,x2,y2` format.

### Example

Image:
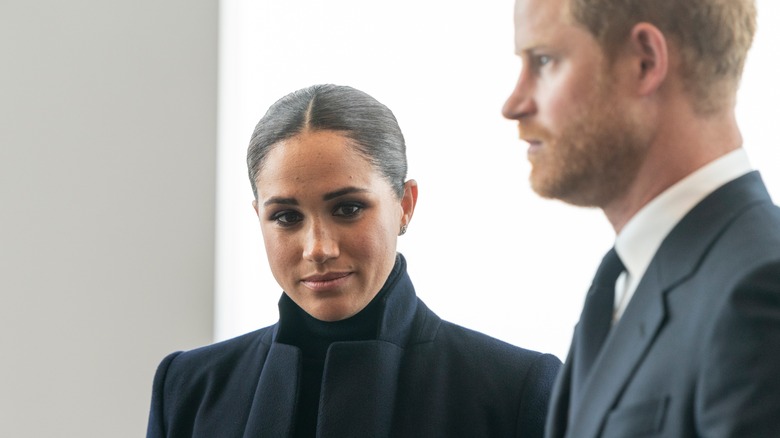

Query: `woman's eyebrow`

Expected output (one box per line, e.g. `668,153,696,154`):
261,187,368,206
262,196,298,207
323,187,368,201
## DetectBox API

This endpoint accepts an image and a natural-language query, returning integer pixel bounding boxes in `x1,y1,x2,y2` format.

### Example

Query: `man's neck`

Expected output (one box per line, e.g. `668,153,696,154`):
603,108,742,233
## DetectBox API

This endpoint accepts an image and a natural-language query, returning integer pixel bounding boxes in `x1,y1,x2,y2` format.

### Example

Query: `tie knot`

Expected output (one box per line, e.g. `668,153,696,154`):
594,248,625,287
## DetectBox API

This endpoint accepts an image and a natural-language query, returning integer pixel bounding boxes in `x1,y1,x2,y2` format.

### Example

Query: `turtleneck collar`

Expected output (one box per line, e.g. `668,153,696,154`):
276,253,405,349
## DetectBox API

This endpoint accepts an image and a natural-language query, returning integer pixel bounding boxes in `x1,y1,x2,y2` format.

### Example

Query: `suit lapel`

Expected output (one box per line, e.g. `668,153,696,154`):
568,267,666,438
565,172,772,438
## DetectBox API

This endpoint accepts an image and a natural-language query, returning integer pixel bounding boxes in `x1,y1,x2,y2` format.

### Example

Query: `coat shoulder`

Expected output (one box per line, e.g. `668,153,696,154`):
155,324,276,404
437,320,560,363
166,325,275,375
431,320,562,394
147,325,277,437
397,319,561,438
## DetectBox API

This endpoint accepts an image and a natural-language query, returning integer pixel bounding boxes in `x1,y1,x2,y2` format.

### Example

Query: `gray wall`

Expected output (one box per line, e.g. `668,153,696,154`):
0,1,217,436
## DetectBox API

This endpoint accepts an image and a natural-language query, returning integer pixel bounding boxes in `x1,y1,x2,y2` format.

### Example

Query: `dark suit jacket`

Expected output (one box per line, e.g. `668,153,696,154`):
546,171,780,437
147,257,561,437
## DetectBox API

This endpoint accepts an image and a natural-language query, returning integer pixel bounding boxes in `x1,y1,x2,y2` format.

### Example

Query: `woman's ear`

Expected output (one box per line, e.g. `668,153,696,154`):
252,199,260,217
400,179,418,229
627,22,668,97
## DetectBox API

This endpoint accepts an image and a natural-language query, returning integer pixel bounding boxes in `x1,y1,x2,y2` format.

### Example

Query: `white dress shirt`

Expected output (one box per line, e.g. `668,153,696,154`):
612,148,754,322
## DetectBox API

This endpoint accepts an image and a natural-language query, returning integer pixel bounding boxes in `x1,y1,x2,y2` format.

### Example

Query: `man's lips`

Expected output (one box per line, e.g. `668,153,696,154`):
522,138,543,154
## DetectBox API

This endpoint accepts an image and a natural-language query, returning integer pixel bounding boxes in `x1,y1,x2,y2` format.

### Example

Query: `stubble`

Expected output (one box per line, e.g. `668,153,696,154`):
524,73,650,208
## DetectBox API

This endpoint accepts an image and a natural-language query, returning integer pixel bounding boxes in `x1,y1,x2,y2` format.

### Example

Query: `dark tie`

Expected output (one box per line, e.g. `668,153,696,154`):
572,248,625,402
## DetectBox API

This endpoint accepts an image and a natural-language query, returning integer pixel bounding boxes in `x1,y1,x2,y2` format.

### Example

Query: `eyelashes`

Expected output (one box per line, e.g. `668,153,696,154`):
270,210,303,226
268,202,366,227
333,202,363,217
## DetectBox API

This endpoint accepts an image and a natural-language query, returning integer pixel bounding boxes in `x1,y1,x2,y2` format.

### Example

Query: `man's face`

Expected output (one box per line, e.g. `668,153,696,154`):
502,0,650,208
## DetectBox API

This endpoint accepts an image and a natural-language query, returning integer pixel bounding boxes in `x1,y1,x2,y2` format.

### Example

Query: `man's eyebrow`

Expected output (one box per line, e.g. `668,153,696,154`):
262,197,298,207
323,187,369,201
520,44,545,55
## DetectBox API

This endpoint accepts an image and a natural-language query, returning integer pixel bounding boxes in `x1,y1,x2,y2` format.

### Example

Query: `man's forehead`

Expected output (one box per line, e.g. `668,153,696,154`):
514,0,567,25
513,0,573,53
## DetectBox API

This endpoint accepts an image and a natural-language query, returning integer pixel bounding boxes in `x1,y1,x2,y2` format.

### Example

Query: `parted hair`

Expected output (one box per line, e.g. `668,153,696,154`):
568,0,757,113
247,84,407,199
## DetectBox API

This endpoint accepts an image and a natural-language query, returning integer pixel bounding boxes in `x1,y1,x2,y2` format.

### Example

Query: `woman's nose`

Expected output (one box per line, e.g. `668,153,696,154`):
302,220,339,264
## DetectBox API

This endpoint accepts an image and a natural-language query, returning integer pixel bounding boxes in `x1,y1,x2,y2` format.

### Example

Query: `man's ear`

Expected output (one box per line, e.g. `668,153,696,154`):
628,22,668,96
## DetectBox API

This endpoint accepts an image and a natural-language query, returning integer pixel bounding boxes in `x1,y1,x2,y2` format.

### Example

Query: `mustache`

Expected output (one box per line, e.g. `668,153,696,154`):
517,123,552,141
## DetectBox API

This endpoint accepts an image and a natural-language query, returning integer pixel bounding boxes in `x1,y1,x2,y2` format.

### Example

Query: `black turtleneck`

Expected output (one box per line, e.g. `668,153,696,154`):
276,255,403,438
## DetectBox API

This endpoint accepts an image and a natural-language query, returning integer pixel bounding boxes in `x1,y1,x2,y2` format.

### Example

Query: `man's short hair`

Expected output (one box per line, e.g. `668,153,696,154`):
568,0,756,114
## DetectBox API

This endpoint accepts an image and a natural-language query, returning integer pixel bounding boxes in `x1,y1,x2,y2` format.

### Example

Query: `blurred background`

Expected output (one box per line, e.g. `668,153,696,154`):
2,0,778,436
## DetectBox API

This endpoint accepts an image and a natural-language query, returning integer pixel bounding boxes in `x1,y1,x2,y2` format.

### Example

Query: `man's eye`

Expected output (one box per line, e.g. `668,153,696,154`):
271,211,302,226
537,55,552,67
334,203,363,217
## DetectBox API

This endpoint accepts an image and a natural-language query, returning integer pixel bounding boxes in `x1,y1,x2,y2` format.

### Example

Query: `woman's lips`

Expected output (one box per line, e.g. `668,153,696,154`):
301,272,352,291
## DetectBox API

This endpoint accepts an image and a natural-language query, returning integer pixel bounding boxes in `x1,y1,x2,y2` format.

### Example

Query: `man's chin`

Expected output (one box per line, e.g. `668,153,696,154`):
528,172,560,200
529,173,602,207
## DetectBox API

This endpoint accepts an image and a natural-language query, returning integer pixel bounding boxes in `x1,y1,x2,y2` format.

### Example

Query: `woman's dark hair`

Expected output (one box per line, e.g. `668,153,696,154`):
247,84,407,199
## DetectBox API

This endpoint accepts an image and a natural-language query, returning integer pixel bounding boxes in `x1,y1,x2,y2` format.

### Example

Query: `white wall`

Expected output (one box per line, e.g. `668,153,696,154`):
217,0,780,361
0,1,217,437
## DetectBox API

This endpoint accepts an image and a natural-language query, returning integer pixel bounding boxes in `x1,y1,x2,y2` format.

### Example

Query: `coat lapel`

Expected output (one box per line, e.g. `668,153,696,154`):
238,328,406,438
546,345,574,438
241,254,421,438
565,172,772,438
242,336,301,438
316,258,417,437
317,341,404,437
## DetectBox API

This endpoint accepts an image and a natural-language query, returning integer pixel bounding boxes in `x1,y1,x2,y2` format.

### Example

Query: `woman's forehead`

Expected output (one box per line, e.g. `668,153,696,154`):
256,131,386,200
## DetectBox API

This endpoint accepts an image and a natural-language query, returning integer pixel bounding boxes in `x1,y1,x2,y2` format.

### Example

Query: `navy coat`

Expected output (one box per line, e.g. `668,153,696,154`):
147,257,561,437
546,172,780,437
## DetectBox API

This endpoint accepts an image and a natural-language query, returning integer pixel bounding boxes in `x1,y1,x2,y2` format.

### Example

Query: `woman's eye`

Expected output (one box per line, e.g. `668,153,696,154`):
271,211,302,226
333,203,363,217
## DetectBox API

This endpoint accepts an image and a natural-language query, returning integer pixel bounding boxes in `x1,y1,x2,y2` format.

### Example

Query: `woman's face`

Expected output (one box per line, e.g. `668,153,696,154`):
253,130,417,321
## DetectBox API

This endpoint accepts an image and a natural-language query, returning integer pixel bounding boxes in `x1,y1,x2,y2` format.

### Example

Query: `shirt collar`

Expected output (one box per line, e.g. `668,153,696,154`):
615,148,753,282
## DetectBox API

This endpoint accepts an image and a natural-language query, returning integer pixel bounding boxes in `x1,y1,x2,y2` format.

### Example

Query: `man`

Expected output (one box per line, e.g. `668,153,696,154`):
502,0,780,437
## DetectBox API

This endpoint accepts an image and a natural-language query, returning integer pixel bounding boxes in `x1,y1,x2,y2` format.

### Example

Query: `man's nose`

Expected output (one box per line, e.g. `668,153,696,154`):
502,69,536,120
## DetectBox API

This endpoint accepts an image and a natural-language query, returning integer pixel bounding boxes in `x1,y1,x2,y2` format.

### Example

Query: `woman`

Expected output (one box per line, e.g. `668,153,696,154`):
146,84,561,437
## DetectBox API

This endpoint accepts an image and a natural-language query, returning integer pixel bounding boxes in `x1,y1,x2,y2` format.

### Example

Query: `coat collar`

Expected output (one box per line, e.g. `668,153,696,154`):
562,172,772,438
243,253,438,437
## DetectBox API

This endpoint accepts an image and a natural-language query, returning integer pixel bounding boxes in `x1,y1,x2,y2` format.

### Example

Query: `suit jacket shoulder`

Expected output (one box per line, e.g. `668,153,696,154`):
547,172,780,438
